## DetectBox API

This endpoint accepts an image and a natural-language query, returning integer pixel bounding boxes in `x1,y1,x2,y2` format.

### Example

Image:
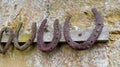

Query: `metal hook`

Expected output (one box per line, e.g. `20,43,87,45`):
0,27,14,54
63,8,104,50
37,19,61,52
13,22,36,50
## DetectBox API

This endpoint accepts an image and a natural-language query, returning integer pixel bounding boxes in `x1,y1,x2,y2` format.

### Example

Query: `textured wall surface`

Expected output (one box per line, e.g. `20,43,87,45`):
0,0,120,67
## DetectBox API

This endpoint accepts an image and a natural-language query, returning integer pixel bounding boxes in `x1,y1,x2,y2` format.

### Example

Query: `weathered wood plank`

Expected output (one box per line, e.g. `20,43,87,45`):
1,26,109,42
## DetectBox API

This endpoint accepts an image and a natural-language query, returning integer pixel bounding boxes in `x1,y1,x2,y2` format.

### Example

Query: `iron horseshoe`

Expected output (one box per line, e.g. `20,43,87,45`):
37,19,61,52
63,8,104,50
13,22,36,50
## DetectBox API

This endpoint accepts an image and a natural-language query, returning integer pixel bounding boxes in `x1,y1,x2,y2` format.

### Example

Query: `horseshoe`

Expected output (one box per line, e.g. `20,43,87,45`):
0,27,14,54
63,8,104,50
37,19,61,52
13,22,36,50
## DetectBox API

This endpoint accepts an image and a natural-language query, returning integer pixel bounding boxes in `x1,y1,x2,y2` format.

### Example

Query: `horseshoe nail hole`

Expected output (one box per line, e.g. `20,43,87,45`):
78,33,82,36
96,30,99,33
91,41,93,43
94,34,97,37
67,40,70,43
56,38,58,40
98,23,101,26
50,47,53,50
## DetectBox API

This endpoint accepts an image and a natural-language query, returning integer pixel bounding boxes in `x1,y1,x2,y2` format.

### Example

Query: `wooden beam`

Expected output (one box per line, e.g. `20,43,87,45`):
1,26,109,42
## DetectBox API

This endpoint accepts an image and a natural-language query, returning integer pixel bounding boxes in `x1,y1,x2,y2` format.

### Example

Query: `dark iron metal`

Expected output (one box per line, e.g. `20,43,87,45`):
0,27,14,54
63,8,104,50
37,19,61,52
13,22,36,50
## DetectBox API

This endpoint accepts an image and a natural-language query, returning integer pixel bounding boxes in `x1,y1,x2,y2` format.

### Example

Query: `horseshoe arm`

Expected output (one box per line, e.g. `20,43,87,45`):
13,23,36,50
64,8,104,50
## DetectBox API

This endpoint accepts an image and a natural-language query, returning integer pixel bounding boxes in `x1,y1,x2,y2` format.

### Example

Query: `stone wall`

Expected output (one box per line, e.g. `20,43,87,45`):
0,0,120,67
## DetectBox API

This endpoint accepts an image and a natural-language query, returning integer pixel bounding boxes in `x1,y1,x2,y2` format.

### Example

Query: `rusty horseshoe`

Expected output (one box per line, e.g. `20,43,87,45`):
0,27,14,54
63,8,104,50
13,22,36,50
37,19,61,52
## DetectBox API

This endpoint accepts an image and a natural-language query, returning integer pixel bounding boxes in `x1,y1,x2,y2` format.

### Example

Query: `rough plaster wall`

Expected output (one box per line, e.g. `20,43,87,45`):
0,0,120,67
